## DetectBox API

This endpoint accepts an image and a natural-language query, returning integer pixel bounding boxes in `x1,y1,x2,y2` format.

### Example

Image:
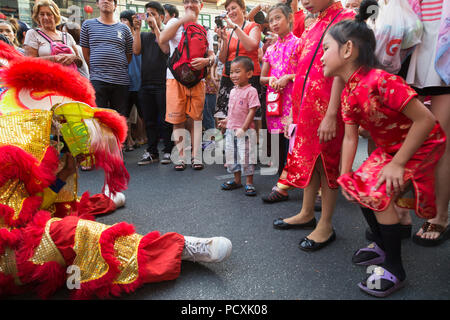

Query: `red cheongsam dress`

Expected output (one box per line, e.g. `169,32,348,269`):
337,67,446,219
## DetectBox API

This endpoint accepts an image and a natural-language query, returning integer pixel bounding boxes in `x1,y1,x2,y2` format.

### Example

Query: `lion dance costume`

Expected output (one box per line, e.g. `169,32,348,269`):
0,42,186,299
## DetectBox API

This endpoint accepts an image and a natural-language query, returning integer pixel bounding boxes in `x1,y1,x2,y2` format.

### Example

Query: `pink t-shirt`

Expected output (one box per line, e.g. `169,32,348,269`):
227,84,260,129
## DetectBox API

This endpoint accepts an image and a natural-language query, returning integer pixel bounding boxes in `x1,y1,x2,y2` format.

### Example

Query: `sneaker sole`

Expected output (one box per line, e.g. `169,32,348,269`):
211,237,232,262
138,160,159,166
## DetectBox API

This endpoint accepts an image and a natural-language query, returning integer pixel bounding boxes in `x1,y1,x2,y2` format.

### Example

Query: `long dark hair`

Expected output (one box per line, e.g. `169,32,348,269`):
327,0,379,69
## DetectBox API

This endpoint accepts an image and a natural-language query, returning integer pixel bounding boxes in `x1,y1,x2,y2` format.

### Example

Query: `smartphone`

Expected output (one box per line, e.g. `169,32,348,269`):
136,13,147,21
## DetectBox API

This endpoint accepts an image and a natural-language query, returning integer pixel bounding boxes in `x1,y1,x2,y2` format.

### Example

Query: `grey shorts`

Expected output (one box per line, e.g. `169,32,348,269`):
224,129,257,176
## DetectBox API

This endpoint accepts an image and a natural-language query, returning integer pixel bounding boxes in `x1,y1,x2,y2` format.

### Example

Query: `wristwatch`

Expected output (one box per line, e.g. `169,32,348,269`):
233,24,238,31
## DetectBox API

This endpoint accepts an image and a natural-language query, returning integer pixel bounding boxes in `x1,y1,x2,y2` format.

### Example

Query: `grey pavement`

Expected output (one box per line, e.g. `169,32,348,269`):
13,138,450,300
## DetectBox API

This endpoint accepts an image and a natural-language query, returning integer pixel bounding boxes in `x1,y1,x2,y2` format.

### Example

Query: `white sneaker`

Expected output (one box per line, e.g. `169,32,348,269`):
103,185,126,208
181,236,232,263
160,153,171,164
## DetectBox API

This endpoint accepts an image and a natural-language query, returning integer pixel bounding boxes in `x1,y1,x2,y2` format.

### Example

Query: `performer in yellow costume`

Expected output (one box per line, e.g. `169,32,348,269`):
0,41,232,299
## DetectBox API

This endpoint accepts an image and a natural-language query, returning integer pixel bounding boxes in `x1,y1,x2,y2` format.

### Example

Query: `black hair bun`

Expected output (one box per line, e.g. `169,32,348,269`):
356,0,379,22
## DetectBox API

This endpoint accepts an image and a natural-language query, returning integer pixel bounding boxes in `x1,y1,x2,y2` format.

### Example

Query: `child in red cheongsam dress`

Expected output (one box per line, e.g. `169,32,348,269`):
321,0,446,298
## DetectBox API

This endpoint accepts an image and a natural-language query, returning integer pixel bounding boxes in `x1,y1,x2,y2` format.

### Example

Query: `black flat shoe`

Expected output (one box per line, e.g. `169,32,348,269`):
299,230,336,252
273,217,317,230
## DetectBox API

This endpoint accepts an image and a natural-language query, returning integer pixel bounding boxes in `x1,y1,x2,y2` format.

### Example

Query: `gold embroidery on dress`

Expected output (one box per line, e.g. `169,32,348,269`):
0,179,29,222
30,217,66,266
72,219,109,283
0,110,52,162
0,247,22,285
113,233,143,284
55,173,78,203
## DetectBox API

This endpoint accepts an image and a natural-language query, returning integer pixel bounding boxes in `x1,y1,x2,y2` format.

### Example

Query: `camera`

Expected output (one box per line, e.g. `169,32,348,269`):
253,11,267,25
215,13,227,28
136,13,147,21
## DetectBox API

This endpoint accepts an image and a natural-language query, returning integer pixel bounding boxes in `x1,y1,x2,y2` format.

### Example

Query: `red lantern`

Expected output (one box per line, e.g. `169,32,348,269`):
84,5,93,14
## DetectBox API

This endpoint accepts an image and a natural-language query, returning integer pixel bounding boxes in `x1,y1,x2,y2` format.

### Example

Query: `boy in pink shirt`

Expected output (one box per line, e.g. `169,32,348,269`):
218,56,260,196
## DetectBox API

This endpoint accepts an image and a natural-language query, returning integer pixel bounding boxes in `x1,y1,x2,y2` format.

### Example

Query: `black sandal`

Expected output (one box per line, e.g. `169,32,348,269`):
191,160,204,170
412,222,450,247
262,188,289,203
174,161,186,171
221,180,243,190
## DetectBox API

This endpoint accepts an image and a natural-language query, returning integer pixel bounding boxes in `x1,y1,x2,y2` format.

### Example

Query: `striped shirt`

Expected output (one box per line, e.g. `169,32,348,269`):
421,0,443,22
80,19,133,85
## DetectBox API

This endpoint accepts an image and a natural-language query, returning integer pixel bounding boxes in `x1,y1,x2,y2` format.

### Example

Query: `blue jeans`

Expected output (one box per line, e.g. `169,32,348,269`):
203,94,216,130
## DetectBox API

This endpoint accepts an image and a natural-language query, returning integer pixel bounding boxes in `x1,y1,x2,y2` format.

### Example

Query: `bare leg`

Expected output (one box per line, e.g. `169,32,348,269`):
305,158,337,242
283,161,320,225
173,122,186,160
368,136,412,226
396,206,412,225
186,117,202,163
234,171,242,185
374,202,401,225
417,94,450,239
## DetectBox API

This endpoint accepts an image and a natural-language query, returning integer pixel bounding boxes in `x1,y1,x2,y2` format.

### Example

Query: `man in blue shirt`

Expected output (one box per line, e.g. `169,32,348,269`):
80,0,133,117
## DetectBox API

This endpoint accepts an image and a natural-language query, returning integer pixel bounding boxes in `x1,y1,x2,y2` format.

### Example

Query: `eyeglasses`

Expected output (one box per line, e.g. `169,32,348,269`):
183,0,200,5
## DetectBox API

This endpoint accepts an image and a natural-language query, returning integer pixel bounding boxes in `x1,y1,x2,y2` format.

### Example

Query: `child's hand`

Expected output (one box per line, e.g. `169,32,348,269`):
374,162,405,195
275,75,290,90
358,127,370,139
341,188,357,203
218,118,228,129
235,128,245,138
317,114,337,143
269,76,277,89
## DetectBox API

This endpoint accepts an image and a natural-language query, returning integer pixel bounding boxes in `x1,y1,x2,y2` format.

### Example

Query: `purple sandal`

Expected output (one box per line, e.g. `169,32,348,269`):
358,266,406,298
352,242,386,266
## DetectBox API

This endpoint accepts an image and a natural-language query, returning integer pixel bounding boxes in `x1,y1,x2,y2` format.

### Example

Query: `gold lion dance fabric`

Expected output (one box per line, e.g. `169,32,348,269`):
0,42,185,299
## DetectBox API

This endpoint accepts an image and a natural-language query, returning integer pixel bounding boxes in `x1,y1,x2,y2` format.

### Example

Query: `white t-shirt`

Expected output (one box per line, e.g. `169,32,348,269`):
24,29,76,57
166,17,214,80
166,18,183,80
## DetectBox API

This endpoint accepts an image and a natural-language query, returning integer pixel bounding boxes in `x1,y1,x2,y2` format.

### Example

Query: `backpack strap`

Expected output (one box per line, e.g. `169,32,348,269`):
225,20,246,60
182,26,190,59
35,29,54,44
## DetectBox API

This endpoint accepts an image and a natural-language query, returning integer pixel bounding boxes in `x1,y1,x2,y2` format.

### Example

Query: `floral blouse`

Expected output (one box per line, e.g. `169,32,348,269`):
262,32,301,133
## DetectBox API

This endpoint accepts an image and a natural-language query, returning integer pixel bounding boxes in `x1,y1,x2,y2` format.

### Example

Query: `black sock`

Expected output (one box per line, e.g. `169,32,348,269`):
360,207,384,250
378,223,406,282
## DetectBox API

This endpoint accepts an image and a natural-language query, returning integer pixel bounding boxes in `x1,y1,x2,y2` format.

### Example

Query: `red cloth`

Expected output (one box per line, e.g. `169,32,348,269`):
49,215,78,265
292,10,306,38
338,67,447,218
48,216,185,286
77,193,116,218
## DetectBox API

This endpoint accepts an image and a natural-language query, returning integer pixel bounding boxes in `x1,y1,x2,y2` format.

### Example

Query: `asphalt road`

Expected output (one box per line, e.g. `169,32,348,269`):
11,138,450,300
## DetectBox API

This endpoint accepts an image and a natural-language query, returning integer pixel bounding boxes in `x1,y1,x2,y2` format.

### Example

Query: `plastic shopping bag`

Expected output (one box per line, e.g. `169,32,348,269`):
368,0,422,74
400,0,423,49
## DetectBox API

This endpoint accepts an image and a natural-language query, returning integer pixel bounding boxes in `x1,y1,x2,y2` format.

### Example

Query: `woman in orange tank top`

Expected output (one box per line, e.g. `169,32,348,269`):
214,0,263,121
